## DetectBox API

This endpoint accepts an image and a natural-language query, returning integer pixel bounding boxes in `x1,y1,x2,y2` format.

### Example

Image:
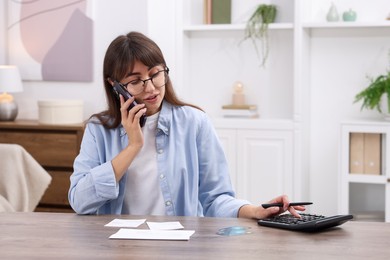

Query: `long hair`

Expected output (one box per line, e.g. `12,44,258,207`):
91,31,202,128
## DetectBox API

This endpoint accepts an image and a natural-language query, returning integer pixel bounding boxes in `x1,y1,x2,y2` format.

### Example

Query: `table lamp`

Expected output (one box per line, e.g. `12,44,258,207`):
0,65,24,121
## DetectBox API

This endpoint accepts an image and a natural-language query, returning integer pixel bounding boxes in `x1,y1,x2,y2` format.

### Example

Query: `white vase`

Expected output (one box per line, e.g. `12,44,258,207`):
380,93,390,120
326,2,340,22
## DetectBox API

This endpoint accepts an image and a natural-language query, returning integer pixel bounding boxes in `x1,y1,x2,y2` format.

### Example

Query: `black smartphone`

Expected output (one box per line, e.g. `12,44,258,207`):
112,81,147,127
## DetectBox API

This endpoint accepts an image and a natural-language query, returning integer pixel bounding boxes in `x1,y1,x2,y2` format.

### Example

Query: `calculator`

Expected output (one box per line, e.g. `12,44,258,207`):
257,213,353,232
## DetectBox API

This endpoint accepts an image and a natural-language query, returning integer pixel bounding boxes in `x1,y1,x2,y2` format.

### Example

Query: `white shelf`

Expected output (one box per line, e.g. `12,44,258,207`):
184,14,390,32
341,119,390,126
303,21,390,29
211,118,294,130
348,174,388,184
183,23,294,32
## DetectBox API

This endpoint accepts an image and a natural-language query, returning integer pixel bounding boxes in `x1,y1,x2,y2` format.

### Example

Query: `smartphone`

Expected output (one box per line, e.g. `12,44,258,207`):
112,81,147,127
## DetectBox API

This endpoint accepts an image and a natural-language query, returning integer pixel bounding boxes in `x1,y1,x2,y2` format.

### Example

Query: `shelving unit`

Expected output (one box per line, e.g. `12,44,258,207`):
160,0,390,212
340,120,390,222
172,0,299,205
303,21,390,29
177,0,295,120
183,23,294,32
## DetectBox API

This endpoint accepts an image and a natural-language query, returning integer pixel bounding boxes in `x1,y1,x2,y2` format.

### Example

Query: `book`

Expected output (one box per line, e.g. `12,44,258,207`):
363,133,381,175
349,133,364,173
211,0,231,24
222,104,257,110
204,0,212,24
221,104,259,118
349,133,382,175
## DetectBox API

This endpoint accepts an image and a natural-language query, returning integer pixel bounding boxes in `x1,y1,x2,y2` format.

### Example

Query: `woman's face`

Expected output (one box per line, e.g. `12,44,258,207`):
119,60,166,116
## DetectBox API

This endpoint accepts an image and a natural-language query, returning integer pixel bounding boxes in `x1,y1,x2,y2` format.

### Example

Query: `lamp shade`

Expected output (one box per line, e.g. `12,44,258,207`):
0,65,23,93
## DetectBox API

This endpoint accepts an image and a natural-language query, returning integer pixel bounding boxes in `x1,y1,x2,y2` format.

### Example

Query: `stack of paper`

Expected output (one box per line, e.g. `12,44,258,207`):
109,229,195,241
105,219,195,241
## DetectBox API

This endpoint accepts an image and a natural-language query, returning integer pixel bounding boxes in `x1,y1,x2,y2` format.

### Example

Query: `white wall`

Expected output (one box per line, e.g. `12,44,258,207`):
0,1,6,65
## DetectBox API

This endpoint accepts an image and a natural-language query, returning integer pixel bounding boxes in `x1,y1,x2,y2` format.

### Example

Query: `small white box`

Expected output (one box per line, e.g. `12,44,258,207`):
38,99,84,125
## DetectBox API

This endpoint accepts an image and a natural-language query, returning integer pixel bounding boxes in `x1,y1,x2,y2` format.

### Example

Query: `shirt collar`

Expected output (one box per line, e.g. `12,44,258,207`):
119,100,172,136
156,101,171,136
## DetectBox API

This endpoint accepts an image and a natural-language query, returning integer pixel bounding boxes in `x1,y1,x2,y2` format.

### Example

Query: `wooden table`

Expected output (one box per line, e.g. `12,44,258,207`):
1,212,389,259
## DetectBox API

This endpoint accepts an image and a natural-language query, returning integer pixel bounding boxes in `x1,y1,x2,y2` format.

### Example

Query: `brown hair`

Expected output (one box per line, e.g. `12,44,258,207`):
91,31,202,128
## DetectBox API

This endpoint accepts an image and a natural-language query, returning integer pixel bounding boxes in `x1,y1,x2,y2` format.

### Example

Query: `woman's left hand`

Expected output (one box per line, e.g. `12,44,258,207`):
238,195,306,219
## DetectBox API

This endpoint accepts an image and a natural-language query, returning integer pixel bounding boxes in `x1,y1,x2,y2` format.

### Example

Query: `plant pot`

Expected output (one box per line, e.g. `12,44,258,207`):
380,93,390,120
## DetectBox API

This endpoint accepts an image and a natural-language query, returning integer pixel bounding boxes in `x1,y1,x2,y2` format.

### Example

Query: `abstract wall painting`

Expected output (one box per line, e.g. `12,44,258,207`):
7,0,94,82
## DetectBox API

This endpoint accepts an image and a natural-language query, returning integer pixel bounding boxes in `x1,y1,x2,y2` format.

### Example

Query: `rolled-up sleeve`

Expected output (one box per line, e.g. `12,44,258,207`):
68,123,121,214
196,114,250,217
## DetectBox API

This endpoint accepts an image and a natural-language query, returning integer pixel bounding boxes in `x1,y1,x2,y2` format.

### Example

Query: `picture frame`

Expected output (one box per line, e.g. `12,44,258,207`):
7,0,94,82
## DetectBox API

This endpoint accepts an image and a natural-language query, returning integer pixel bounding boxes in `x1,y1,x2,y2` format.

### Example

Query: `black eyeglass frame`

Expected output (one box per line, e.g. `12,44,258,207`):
119,67,170,95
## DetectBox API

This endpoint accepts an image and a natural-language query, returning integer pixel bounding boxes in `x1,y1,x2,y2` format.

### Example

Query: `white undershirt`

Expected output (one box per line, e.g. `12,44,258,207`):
122,112,165,215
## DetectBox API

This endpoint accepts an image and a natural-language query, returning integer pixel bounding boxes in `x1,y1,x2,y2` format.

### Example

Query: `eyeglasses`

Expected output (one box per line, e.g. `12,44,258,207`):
121,67,169,95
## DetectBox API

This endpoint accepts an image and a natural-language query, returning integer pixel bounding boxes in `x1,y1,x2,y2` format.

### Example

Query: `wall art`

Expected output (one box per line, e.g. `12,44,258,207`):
7,0,94,82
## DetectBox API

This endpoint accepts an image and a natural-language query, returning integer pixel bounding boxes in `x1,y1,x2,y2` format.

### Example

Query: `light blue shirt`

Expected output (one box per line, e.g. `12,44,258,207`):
68,101,249,217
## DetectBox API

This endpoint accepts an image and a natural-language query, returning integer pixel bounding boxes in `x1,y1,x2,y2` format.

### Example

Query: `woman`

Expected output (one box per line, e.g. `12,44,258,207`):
68,31,304,218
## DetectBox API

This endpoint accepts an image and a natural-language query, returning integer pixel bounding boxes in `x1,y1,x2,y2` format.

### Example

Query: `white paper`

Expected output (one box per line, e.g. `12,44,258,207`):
104,218,146,228
109,228,195,241
146,221,184,230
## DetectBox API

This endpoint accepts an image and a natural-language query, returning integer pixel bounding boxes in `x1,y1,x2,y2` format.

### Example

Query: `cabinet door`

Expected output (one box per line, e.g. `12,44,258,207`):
236,129,293,204
215,128,237,191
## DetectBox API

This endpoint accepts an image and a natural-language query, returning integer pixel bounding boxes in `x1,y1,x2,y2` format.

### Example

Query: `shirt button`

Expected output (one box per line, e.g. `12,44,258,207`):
165,201,172,206
158,149,163,154
160,174,165,179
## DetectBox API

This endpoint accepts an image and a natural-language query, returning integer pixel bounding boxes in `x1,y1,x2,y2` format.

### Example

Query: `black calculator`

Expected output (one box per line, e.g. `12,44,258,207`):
257,213,353,232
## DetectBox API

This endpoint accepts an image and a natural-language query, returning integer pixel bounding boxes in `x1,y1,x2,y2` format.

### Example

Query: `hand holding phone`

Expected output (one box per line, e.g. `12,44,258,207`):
112,81,147,127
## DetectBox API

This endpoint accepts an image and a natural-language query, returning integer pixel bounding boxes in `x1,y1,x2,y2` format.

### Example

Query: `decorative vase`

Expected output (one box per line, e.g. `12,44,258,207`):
326,2,340,22
380,93,390,120
343,9,357,22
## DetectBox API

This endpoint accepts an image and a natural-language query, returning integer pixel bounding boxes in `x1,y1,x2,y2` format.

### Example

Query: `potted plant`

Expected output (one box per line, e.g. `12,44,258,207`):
354,70,390,119
242,4,277,67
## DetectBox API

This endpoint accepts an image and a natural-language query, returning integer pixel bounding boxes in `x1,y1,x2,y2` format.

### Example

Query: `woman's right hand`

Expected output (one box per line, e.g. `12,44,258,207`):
120,95,147,149
111,95,147,181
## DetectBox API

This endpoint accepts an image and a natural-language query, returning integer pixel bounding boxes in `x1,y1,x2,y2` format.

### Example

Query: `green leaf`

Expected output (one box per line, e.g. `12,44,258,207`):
354,71,390,112
242,4,277,67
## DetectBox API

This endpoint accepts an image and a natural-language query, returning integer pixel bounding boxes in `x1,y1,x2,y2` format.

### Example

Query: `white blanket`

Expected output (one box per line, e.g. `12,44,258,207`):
0,143,52,212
